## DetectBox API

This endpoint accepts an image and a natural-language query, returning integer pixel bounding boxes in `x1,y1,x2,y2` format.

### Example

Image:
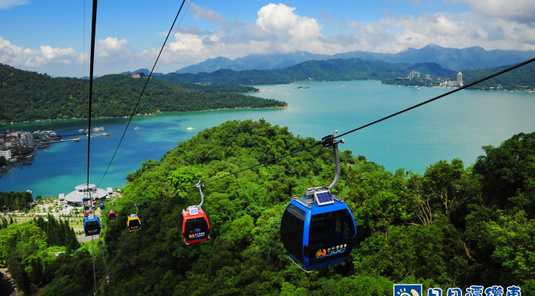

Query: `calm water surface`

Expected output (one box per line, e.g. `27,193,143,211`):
1,80,534,197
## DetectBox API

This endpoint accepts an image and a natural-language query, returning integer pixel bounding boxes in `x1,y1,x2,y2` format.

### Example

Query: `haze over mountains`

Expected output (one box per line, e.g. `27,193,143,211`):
168,44,535,75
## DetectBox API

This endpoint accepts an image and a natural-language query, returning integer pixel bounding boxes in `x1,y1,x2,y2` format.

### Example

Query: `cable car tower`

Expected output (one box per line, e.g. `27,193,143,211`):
280,131,357,272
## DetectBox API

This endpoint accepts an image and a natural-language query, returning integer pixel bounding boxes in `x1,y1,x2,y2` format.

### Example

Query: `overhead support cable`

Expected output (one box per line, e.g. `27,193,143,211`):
175,57,535,195
335,57,535,139
97,0,189,187
87,0,99,294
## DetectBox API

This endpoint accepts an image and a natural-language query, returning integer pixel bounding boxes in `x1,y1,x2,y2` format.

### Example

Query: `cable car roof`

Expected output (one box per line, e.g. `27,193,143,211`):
290,195,350,215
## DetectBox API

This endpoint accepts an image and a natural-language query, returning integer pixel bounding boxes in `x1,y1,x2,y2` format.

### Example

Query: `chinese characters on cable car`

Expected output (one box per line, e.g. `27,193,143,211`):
315,243,348,259
188,231,206,239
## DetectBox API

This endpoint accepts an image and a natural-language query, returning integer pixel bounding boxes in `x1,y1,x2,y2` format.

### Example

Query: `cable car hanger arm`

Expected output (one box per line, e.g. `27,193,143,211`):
194,181,204,208
321,130,345,192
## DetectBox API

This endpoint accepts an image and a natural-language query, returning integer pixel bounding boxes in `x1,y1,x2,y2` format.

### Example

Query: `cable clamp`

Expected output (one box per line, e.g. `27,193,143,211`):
321,130,344,147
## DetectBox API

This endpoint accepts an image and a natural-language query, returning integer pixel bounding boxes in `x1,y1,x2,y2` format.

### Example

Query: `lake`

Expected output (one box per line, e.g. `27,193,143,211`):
1,80,534,197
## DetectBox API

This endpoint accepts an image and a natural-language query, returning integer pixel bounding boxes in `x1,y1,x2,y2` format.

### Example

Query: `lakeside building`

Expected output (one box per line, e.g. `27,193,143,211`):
440,72,464,88
24,133,35,147
63,183,109,207
0,149,11,160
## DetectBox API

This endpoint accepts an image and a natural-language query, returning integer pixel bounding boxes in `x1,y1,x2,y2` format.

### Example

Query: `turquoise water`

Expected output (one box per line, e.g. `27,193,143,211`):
1,80,535,197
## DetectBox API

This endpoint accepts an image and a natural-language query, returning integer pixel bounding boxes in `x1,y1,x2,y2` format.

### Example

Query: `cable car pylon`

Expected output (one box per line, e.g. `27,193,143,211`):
280,130,358,272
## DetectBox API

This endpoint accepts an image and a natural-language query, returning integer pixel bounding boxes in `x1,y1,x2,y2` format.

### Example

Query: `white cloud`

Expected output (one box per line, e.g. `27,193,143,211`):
256,4,322,42
452,0,535,23
377,11,535,51
189,2,228,27
40,46,78,63
97,37,128,58
127,2,535,73
168,33,204,53
0,0,28,10
3,1,535,76
0,36,88,76
157,3,331,69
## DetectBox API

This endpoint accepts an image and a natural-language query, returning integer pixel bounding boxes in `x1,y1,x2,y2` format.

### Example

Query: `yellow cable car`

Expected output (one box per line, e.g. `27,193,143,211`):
127,213,141,232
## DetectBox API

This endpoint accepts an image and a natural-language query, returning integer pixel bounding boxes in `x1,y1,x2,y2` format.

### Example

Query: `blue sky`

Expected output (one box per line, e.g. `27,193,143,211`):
1,0,534,77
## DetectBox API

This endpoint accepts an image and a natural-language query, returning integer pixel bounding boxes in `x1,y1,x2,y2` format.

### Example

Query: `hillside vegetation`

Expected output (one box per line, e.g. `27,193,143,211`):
3,120,532,295
460,62,535,90
161,58,455,85
162,56,535,91
4,55,533,125
0,64,286,123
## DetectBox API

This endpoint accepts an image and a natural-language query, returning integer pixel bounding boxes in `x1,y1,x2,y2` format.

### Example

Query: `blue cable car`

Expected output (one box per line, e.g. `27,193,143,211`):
84,214,101,236
99,203,105,210
280,132,357,271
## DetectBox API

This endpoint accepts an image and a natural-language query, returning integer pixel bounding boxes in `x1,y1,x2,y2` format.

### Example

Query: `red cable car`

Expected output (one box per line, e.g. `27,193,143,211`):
108,210,117,221
180,183,211,245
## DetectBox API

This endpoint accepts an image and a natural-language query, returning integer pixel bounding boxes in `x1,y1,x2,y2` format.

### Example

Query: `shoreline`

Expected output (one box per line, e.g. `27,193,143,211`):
0,105,288,128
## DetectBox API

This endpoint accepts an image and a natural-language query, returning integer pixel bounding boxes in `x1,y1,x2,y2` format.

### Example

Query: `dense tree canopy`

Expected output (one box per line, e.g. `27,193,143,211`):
0,214,82,294
462,62,535,91
96,121,535,295
0,64,286,123
2,121,534,295
0,191,32,211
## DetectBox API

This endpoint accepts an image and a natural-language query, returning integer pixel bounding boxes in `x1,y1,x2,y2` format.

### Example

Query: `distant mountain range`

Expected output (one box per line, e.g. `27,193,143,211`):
169,44,535,74
158,59,456,86
119,43,535,91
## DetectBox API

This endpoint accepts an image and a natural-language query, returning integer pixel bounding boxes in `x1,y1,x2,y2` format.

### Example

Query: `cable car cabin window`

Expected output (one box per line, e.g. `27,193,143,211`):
129,219,140,228
307,209,355,267
128,218,140,231
184,217,209,242
280,204,306,264
85,220,101,235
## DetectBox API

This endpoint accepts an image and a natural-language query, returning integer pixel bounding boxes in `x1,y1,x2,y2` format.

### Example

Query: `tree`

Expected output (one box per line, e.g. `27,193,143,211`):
473,132,535,215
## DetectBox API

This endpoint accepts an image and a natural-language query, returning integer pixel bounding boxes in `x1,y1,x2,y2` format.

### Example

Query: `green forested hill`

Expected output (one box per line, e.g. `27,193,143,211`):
162,56,535,91
0,64,286,123
12,120,530,295
160,59,456,85
461,61,535,90
2,121,534,295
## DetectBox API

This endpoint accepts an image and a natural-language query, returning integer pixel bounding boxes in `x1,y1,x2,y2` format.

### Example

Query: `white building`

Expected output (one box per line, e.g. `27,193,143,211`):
0,149,12,160
63,183,109,207
457,72,463,87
